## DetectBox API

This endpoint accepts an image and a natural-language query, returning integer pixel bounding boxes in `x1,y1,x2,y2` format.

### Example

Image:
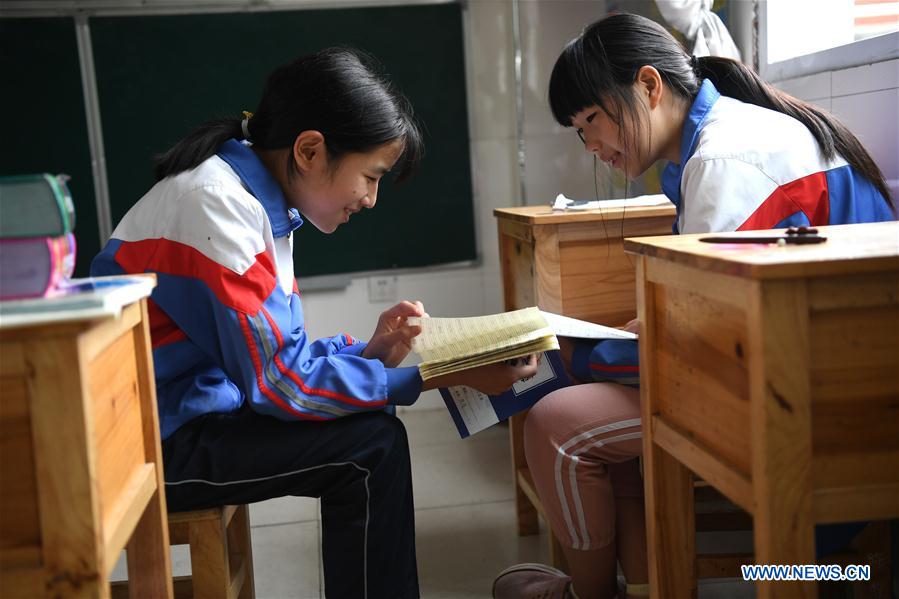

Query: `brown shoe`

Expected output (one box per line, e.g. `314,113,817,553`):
492,563,578,599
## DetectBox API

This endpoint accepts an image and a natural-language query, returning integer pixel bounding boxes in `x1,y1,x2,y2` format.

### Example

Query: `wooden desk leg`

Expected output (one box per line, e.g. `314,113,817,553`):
126,302,174,598
638,257,696,598
643,439,696,599
510,412,540,535
126,488,172,598
26,337,106,597
750,281,816,598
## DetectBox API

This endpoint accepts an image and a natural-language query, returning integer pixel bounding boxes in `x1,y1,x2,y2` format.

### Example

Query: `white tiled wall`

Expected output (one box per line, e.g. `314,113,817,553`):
773,59,899,202
519,0,613,205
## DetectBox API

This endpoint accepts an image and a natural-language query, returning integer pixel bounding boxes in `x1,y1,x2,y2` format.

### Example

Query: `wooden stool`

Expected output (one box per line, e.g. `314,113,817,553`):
114,504,255,599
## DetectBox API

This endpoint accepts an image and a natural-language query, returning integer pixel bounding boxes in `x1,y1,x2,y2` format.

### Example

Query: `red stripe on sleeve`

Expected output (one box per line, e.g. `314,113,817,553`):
114,238,277,313
238,312,327,421
588,364,640,373
147,299,188,348
260,308,387,408
344,333,353,345
738,171,829,231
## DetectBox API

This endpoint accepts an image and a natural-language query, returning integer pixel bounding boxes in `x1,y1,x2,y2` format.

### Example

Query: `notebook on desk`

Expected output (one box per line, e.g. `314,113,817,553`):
0,275,155,328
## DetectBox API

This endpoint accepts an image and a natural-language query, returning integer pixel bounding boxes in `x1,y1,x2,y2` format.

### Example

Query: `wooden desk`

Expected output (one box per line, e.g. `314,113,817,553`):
494,204,676,556
0,292,173,597
625,222,899,598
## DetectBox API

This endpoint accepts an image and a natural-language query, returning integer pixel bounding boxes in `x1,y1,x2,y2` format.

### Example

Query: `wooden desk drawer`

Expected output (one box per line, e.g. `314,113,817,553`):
808,274,899,492
652,284,751,477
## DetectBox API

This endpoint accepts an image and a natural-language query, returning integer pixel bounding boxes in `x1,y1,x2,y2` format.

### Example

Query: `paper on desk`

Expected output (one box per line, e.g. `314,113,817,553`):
553,193,670,211
540,311,637,340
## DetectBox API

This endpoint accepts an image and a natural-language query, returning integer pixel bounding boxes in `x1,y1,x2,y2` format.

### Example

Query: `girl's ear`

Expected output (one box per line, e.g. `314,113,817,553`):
292,130,327,173
635,65,664,110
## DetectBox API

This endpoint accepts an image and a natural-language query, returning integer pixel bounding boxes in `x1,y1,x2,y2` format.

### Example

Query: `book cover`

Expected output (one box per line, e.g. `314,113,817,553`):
0,173,76,238
0,233,76,300
439,350,571,438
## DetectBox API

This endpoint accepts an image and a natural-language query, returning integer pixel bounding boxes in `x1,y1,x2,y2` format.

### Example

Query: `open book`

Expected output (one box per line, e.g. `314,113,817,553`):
407,307,560,380
410,307,637,438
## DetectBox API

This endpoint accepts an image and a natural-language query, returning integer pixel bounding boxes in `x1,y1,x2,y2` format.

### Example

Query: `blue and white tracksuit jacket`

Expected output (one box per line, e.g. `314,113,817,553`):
570,79,894,384
92,139,422,440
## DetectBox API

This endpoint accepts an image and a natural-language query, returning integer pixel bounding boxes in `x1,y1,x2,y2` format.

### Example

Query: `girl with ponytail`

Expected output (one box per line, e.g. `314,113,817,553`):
92,48,536,599
497,13,893,599
548,13,892,234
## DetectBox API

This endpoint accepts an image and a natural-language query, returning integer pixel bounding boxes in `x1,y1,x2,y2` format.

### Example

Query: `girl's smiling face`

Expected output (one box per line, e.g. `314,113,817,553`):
570,104,634,176
300,139,404,233
568,66,684,180
570,99,653,180
270,133,405,234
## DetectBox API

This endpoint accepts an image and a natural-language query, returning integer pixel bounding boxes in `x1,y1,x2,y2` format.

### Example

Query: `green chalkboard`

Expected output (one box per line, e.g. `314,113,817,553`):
90,3,476,279
0,17,101,277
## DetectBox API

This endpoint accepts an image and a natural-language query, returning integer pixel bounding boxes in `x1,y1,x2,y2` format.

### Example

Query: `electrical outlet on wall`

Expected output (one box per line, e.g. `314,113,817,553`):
368,276,398,303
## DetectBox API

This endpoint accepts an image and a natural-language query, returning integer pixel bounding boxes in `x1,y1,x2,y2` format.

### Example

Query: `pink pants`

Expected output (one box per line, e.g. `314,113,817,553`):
524,383,643,551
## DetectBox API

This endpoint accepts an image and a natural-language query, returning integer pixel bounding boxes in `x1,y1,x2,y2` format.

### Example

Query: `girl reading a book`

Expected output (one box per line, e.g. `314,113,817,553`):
495,13,893,599
91,48,537,599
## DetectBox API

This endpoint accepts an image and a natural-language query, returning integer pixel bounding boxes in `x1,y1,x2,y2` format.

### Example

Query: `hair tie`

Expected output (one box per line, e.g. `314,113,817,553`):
241,110,253,141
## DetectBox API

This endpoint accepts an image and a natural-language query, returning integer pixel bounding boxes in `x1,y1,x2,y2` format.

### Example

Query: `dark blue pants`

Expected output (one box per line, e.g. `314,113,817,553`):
162,408,419,599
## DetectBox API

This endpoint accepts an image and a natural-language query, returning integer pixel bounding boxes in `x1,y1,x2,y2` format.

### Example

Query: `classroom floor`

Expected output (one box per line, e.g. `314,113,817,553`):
113,407,756,598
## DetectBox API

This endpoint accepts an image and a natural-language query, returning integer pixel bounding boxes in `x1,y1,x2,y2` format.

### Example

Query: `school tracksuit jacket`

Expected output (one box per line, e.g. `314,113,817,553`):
571,79,894,384
92,139,423,441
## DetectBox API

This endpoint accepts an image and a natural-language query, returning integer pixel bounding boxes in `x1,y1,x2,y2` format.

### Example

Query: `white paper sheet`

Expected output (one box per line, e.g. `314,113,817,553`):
553,193,670,211
540,311,637,340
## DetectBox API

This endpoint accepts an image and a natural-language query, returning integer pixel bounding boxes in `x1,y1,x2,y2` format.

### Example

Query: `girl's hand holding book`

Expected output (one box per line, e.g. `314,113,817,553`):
422,354,539,395
362,300,428,367
621,318,640,334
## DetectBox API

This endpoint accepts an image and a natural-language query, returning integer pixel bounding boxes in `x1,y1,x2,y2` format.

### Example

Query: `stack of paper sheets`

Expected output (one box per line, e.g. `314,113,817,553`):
408,307,559,380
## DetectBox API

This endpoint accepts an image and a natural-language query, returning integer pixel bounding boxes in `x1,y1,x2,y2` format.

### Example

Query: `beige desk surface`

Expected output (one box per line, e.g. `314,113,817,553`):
494,203,676,225
625,221,899,279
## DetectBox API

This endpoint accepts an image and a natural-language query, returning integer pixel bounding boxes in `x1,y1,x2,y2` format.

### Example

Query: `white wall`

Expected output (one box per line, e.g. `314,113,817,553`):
772,58,899,203
518,0,609,205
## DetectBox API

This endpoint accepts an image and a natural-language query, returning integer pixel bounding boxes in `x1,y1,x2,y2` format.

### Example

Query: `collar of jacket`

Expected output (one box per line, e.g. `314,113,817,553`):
217,138,304,238
661,78,721,233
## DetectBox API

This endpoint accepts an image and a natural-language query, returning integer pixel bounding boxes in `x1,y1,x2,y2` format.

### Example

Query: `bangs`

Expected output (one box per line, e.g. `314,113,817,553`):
548,35,617,127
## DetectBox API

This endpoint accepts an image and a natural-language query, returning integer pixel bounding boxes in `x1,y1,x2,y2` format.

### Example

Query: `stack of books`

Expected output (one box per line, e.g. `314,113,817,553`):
0,174,77,300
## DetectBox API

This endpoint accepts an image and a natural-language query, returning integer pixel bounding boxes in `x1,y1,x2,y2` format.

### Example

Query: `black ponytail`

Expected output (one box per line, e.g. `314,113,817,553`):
154,118,243,181
549,13,892,208
154,47,423,183
694,55,890,205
